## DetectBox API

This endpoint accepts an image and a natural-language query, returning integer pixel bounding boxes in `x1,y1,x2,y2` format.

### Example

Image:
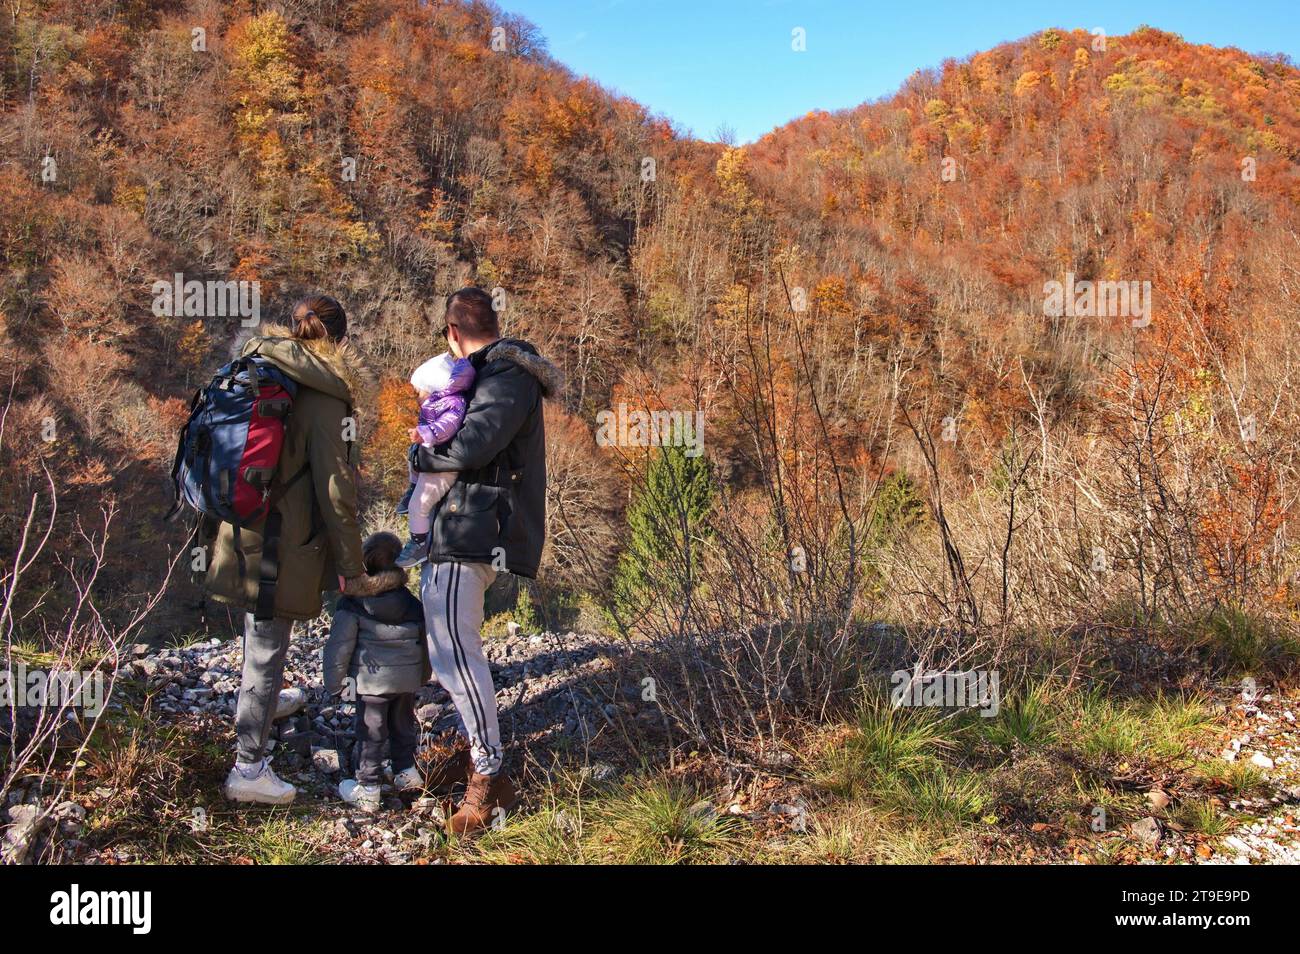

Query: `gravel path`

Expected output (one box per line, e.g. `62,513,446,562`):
132,620,632,766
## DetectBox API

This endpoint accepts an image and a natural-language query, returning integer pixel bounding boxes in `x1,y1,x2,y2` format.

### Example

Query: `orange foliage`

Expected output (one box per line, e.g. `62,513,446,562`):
366,377,418,497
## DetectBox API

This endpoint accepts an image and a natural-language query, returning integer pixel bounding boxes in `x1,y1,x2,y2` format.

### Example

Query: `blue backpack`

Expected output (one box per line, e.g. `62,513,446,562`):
167,351,307,619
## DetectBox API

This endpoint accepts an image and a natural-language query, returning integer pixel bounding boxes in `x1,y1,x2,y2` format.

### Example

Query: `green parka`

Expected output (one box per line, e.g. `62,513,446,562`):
204,325,370,621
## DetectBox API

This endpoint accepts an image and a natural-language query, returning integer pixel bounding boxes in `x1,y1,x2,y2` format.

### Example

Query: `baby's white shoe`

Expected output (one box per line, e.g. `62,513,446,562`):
392,766,424,792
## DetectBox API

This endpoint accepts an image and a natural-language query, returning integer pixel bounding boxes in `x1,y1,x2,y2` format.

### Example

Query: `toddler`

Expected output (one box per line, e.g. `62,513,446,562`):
323,532,429,811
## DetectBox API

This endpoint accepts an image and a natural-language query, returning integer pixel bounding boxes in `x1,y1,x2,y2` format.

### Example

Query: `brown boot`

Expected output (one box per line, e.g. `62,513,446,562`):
448,771,517,836
423,745,472,795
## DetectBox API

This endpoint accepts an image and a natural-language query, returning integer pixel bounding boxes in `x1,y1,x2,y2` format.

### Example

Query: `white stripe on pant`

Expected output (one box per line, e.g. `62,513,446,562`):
420,560,502,776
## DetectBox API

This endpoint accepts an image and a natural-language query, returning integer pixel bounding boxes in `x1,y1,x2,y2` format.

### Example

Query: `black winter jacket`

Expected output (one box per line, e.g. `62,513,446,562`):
410,338,562,578
322,573,429,697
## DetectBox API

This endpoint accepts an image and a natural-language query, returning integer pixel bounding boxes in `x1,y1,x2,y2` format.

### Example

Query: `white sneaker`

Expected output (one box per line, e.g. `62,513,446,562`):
339,779,383,811
392,767,424,792
224,761,297,805
274,687,307,720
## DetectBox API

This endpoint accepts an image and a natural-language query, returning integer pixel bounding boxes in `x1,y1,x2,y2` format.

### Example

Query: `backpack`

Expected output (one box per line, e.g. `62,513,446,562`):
167,349,309,619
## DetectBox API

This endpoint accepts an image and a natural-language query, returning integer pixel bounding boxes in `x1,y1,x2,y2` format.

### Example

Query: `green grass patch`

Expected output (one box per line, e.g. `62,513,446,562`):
883,766,992,826
1192,758,1269,796
184,812,332,865
814,690,958,797
597,783,746,864
1071,689,1211,762
1176,798,1234,837
469,774,746,865
1072,778,1147,829
970,679,1059,750
810,689,991,838
1192,608,1300,675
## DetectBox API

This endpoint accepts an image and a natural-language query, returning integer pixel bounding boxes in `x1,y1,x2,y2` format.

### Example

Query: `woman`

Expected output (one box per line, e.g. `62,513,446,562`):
205,295,385,805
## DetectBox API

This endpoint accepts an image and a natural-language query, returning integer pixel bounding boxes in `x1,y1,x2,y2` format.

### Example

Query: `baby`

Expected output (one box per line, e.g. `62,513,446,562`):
395,351,475,567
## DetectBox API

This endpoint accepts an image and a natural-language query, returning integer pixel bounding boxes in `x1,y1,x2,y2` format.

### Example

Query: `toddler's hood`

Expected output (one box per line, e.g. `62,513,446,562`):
339,570,420,624
410,352,475,396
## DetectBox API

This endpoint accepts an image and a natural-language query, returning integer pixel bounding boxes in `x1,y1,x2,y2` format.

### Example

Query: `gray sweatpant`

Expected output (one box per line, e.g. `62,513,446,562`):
234,613,293,764
420,561,501,775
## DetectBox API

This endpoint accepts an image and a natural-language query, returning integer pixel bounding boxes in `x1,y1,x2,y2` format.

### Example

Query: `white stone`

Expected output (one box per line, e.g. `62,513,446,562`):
1224,835,1253,855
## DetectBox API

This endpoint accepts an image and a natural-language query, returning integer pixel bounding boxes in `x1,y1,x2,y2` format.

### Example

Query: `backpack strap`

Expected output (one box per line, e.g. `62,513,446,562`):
251,462,311,621
232,521,247,583
343,400,357,460
252,392,341,617
253,509,282,622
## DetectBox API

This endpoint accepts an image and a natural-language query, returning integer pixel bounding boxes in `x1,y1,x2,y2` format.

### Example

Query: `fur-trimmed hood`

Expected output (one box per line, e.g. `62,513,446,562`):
336,569,418,623
233,323,376,406
485,339,564,399
369,567,410,594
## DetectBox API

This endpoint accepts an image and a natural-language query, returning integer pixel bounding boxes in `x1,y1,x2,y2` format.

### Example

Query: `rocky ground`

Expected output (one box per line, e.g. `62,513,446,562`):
4,623,639,864
119,634,1300,866
1196,688,1300,864
133,620,634,762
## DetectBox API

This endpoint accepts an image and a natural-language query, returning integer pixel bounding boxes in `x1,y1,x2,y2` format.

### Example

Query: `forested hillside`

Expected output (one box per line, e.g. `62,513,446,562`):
1,0,692,621
3,3,1298,627
3,1,1300,864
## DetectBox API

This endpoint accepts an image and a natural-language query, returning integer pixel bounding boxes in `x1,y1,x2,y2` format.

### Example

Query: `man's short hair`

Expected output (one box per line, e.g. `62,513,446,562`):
445,286,499,340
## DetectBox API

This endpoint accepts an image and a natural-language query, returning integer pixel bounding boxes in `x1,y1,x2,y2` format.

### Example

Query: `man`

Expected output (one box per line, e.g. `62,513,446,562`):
411,286,562,834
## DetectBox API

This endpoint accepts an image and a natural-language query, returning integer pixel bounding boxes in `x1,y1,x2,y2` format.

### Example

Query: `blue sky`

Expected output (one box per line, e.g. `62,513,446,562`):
502,1,1300,142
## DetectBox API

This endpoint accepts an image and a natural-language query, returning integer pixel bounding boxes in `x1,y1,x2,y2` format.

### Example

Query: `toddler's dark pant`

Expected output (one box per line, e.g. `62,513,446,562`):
354,693,418,785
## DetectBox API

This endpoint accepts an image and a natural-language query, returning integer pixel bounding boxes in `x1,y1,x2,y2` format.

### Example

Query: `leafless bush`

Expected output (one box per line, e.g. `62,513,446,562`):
1,462,179,861
876,307,1300,640
542,405,622,590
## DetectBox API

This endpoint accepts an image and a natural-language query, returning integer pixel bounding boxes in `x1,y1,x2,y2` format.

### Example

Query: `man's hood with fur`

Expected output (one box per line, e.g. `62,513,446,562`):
485,339,564,399
234,323,375,404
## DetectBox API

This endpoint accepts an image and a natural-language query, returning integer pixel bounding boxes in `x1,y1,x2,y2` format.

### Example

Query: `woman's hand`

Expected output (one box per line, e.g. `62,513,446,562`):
408,427,421,443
